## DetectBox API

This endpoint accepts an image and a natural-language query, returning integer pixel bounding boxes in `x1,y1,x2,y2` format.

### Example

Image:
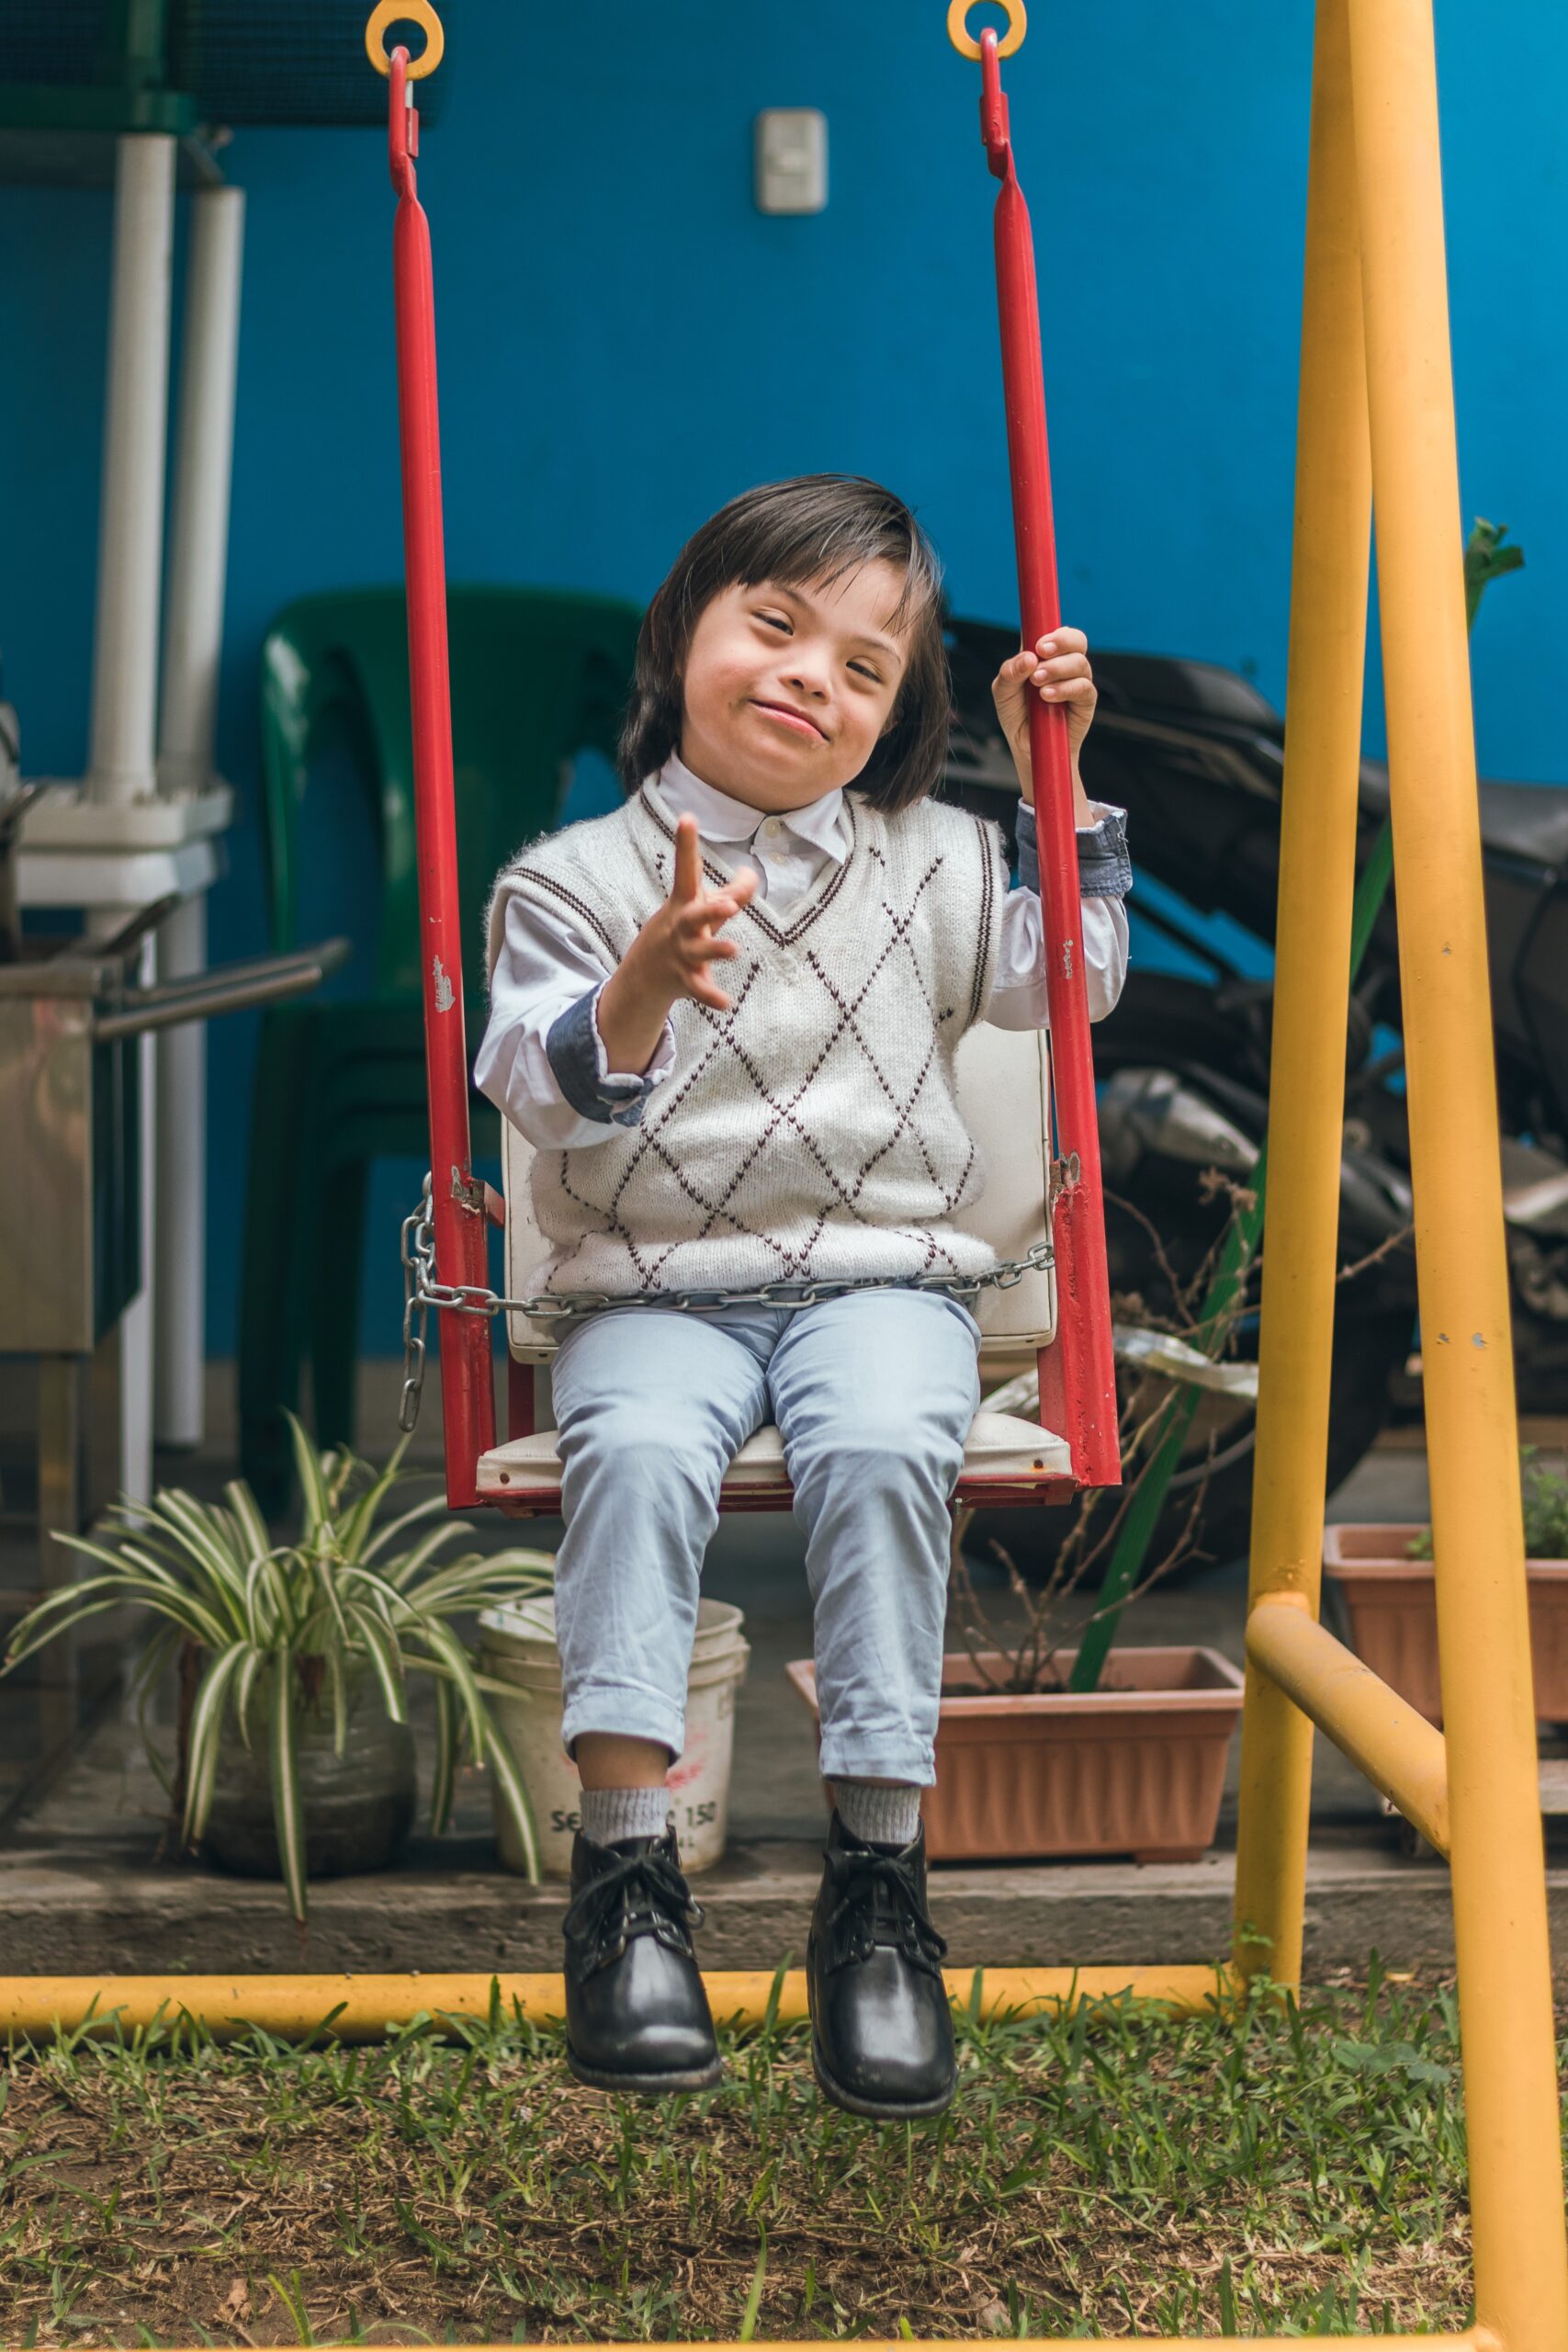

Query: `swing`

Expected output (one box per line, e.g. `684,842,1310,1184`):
476,1023,1071,1512
386,0,1121,1514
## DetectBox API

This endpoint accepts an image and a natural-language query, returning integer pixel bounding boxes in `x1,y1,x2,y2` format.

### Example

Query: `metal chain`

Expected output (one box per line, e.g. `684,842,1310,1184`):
399,1190,433,1432
398,1173,1055,1433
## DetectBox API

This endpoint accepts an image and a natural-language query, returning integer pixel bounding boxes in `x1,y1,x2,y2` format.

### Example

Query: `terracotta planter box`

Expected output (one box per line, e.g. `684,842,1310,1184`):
784,1645,1245,1864
1324,1522,1568,1727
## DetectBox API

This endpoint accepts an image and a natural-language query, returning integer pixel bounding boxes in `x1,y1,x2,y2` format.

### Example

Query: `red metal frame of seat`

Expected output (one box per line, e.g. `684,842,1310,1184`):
486,1476,1077,1518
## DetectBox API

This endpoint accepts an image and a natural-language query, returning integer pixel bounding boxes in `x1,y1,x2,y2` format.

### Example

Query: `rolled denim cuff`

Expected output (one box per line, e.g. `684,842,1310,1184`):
545,984,665,1129
1017,797,1133,899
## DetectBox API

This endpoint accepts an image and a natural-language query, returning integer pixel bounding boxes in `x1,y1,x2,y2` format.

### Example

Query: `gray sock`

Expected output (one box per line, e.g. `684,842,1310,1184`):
581,1784,672,1847
833,1780,922,1849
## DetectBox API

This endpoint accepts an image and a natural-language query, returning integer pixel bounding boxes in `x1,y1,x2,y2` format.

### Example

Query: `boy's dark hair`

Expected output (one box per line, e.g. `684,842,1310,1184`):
617,474,950,813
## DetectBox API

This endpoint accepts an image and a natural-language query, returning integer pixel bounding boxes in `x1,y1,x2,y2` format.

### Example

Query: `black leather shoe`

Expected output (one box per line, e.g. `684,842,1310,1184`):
559,1822,723,2094
807,1807,956,2120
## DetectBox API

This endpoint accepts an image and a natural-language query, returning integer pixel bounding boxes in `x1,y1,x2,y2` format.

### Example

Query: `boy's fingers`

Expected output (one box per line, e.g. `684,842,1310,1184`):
673,922,739,968
1032,646,1097,705
701,882,757,929
707,862,761,910
1035,626,1088,655
692,934,740,964
671,815,702,902
992,660,1032,718
681,895,742,936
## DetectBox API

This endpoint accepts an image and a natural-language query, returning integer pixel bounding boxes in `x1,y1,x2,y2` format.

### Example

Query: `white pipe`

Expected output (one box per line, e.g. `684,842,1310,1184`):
150,184,244,1447
158,185,245,796
152,890,209,1449
126,1004,157,1503
86,911,157,1506
89,135,175,808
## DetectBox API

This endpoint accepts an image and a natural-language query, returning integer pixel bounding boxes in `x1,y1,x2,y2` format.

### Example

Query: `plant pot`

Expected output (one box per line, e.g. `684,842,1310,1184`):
479,1595,751,1878
1323,1522,1568,1726
198,1669,417,1880
784,1645,1245,1863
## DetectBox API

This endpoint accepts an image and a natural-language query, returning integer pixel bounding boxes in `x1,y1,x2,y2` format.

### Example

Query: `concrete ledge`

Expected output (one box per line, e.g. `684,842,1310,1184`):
10,1432,1561,1989
4,1825,1560,1982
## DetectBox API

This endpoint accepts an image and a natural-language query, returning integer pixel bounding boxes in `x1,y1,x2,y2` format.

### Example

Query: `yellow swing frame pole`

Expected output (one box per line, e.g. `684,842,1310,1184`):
1345,3,1568,2342
1236,0,1568,2336
1230,0,1371,1993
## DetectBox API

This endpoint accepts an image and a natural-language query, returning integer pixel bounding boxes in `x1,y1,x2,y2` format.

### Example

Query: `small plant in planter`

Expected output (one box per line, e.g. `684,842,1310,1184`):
2,1415,556,1918
1325,1443,1568,1727
1403,1448,1568,1563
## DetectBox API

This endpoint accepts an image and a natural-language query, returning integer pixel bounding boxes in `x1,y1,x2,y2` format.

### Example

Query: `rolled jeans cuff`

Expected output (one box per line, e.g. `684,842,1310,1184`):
815,1730,937,1788
559,1678,686,1767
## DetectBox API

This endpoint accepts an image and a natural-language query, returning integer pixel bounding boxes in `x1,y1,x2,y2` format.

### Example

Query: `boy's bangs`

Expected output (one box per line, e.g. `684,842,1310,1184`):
751,551,934,636
716,495,939,636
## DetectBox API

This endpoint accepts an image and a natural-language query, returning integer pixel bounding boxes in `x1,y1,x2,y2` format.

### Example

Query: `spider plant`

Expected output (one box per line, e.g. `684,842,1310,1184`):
1405,1444,1568,1561
2,1414,555,1920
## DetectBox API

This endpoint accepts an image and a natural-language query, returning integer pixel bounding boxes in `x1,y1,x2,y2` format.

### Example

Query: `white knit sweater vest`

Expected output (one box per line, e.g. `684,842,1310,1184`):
486,781,1010,1298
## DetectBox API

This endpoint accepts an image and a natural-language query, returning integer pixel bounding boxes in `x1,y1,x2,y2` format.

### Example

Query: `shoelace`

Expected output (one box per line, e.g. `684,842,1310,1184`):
821,1844,950,1977
561,1843,706,1977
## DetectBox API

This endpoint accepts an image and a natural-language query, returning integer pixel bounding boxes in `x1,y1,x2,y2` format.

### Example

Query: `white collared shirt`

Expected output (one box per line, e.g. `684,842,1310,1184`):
475,750,1130,1151
668,753,852,905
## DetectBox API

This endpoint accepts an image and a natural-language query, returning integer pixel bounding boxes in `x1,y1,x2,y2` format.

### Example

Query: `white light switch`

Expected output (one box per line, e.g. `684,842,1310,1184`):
754,108,828,215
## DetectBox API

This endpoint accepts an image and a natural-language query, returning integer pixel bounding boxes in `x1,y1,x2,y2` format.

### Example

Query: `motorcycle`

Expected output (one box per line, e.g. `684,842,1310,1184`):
941,616,1568,1570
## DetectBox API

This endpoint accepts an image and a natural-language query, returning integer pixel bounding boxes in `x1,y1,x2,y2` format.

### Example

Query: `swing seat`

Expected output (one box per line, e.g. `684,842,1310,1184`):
477,1023,1076,1512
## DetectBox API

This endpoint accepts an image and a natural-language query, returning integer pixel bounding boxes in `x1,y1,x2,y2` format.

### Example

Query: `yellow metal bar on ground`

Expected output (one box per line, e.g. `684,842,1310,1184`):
0,1965,1235,2043
1346,2,1568,2346
1230,0,1371,1996
1246,1596,1450,1853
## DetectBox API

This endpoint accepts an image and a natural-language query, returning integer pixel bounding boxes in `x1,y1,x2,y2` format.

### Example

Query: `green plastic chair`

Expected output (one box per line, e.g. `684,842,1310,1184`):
239,583,644,1510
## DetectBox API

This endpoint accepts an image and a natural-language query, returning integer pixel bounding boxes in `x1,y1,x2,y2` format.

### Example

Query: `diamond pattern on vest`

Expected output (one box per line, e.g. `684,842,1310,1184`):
489,786,1010,1299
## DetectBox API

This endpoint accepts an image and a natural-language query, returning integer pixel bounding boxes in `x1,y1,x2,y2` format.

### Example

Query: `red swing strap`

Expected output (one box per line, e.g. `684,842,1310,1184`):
957,6,1122,1487
375,11,495,1505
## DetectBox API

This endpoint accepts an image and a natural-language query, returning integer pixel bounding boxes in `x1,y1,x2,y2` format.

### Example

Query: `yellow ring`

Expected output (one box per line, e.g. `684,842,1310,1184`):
946,0,1026,60
365,0,444,79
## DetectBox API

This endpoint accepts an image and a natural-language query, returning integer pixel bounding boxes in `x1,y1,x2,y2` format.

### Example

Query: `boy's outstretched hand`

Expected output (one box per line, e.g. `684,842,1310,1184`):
991,624,1099,825
596,814,760,1075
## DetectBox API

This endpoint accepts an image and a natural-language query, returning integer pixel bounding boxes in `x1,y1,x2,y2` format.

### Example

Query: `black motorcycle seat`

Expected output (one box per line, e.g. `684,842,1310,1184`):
1359,760,1568,872
1474,780,1568,869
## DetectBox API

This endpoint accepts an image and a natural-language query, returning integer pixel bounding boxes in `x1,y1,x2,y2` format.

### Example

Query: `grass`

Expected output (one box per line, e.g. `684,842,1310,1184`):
0,1961,1554,2345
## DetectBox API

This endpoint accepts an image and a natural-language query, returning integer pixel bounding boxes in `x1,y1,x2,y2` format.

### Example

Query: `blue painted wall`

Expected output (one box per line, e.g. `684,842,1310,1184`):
1,3,1562,1357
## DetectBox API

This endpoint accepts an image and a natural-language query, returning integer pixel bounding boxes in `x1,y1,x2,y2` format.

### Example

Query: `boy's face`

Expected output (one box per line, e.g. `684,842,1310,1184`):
677,560,913,812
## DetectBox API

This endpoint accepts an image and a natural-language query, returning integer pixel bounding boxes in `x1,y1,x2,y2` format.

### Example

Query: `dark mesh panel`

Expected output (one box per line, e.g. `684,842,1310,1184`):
0,6,109,83
172,1,451,125
0,1,450,125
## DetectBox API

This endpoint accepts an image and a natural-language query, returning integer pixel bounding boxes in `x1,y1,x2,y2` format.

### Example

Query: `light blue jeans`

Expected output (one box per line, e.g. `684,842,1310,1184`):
548,1289,983,1785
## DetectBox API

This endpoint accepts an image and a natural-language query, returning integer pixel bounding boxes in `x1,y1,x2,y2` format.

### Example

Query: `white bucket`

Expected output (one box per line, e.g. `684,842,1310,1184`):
479,1594,751,1878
